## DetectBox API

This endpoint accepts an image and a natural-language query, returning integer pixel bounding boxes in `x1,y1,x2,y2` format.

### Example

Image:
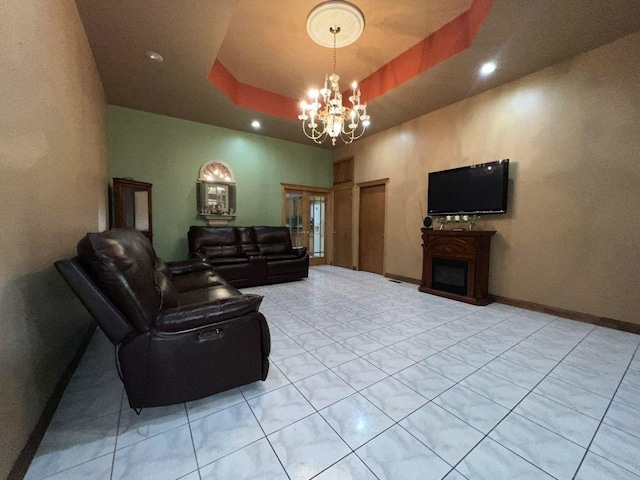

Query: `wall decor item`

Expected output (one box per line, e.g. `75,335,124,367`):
196,161,236,226
433,214,479,230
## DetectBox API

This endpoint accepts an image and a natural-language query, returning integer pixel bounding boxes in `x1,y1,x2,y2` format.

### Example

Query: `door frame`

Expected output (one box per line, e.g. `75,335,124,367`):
281,183,332,266
356,178,389,274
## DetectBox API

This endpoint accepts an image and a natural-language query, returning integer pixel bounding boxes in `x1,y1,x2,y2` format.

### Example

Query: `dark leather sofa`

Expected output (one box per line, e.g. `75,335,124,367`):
55,229,270,409
188,226,309,288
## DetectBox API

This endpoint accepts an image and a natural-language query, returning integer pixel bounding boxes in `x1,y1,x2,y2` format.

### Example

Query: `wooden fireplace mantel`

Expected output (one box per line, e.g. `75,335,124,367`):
419,229,496,305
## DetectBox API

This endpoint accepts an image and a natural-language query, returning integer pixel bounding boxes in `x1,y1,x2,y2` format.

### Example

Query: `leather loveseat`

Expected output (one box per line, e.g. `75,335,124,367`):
188,226,309,288
55,229,270,409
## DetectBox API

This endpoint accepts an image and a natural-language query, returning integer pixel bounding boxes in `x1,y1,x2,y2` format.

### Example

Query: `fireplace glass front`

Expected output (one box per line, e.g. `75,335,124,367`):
432,257,468,295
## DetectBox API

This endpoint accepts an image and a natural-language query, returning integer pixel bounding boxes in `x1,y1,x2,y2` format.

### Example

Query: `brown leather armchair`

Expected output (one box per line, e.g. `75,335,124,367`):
55,229,270,409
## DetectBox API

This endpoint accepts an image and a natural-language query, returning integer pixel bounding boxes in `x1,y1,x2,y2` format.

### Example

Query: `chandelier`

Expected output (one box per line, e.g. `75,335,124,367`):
299,1,370,146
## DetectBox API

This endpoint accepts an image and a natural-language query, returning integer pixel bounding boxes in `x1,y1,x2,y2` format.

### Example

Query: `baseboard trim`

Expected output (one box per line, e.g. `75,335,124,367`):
8,324,97,480
384,273,421,285
402,273,640,334
491,295,640,335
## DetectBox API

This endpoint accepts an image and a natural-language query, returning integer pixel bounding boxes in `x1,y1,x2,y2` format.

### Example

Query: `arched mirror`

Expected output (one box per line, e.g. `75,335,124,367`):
197,161,236,226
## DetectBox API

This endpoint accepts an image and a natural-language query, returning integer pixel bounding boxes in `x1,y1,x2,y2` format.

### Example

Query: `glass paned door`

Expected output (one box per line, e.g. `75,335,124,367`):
309,195,326,260
283,187,328,265
285,191,305,248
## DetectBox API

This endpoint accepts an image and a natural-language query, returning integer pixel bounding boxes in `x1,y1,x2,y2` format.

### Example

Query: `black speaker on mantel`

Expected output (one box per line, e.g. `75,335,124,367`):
423,216,433,229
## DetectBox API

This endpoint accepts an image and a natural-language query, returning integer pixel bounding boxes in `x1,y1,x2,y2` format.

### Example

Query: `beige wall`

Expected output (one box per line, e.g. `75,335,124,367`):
0,0,108,476
334,32,640,325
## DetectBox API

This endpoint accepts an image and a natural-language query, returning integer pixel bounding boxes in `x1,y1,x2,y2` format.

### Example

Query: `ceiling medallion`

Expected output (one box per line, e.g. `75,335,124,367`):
299,1,370,146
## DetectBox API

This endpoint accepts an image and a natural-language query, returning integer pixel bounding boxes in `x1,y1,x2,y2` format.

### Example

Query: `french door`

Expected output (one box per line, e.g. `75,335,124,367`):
282,184,330,266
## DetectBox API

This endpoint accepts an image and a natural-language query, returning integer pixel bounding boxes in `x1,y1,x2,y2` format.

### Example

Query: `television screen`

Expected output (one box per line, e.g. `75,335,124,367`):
428,159,509,215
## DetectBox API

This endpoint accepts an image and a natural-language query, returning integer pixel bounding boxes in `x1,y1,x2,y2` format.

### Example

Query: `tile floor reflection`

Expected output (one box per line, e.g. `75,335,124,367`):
26,266,640,479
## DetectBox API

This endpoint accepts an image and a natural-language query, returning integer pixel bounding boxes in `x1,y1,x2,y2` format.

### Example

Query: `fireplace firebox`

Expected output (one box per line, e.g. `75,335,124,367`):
419,229,496,305
432,258,468,295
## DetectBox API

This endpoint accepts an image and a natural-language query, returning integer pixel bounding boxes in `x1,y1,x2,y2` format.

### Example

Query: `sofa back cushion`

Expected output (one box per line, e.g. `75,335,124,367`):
237,227,257,253
77,229,161,331
154,258,179,309
253,226,293,255
188,226,239,258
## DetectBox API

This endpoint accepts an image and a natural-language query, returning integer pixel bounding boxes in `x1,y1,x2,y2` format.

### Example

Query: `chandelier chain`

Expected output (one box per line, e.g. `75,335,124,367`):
333,30,337,73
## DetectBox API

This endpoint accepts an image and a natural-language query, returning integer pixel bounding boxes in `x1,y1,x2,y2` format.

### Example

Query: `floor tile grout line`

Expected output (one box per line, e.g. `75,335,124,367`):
288,299,517,476
392,315,593,477
183,402,203,479
366,307,561,476
240,383,293,480
443,322,636,479
263,341,394,479
570,341,640,479
109,387,126,480
266,284,640,473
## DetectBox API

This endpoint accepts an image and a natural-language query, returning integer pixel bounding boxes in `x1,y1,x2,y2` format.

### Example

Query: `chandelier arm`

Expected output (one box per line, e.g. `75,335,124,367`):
340,119,367,141
301,120,327,142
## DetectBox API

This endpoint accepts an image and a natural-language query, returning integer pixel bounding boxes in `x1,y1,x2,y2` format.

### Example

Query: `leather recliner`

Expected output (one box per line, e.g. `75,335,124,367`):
55,229,270,409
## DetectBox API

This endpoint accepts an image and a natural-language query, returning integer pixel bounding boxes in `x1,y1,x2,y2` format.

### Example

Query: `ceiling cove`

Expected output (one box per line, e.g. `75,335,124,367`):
208,0,493,121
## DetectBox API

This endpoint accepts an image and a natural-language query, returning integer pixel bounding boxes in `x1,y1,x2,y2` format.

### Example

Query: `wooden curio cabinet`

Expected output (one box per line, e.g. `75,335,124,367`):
112,178,153,243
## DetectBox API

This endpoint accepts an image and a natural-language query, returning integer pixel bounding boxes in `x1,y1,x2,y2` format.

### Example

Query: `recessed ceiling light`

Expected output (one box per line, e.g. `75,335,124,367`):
480,61,497,76
251,120,261,129
145,51,164,63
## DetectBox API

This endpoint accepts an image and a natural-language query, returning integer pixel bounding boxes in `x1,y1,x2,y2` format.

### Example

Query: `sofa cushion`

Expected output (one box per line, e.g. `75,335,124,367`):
202,245,239,258
154,270,179,309
166,258,211,275
253,226,293,255
177,284,243,305
172,270,227,293
77,229,160,331
189,226,238,257
207,256,250,266
154,258,174,280
154,294,263,332
237,227,258,253
267,256,309,276
264,253,298,261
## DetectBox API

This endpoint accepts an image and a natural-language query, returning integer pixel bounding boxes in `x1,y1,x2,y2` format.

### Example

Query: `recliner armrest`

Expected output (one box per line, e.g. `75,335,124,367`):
154,294,263,332
292,246,307,258
167,258,212,276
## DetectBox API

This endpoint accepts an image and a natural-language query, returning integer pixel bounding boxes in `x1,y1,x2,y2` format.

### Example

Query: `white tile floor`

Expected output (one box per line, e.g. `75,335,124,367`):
26,266,640,480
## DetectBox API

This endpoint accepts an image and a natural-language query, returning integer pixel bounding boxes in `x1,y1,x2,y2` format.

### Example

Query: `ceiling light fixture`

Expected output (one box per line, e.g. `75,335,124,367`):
299,1,370,146
251,120,261,129
145,51,164,63
480,61,497,76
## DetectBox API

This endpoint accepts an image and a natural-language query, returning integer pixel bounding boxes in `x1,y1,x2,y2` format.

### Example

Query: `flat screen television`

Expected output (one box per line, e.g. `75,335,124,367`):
428,159,509,215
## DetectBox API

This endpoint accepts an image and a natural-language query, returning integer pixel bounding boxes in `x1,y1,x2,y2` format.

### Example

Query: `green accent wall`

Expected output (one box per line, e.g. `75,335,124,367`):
108,106,332,261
